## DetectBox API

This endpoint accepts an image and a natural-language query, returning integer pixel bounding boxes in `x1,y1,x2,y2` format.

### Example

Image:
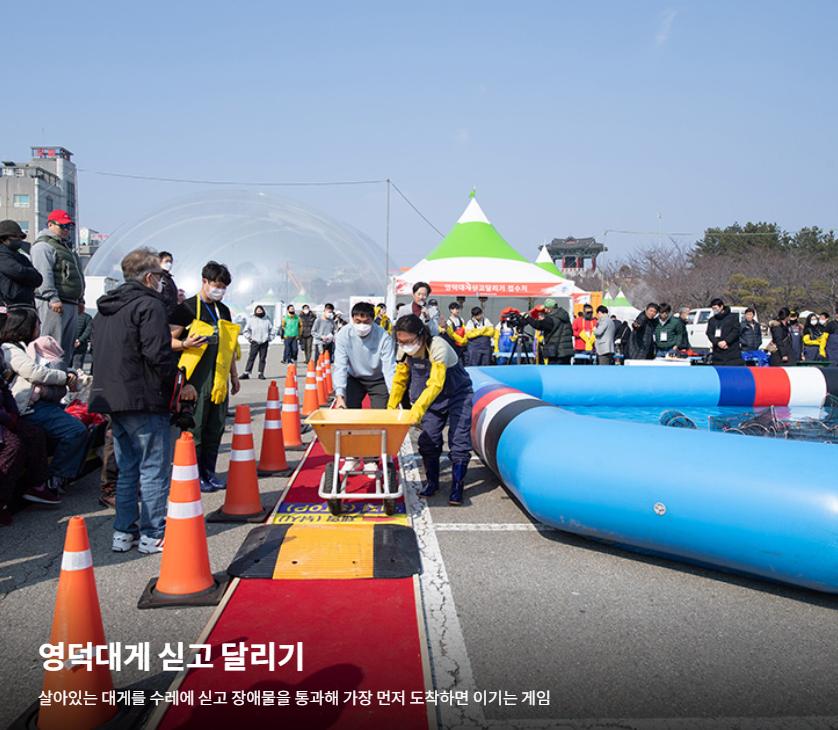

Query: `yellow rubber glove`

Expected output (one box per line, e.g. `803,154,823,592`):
387,362,411,409
408,361,447,422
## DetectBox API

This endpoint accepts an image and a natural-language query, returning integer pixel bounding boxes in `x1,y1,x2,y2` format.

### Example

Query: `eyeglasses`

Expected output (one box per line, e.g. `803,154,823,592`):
54,223,74,230
397,336,420,348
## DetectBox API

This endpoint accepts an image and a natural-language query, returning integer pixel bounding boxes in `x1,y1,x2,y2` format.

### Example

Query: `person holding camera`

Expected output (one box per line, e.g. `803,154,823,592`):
90,248,198,554
525,298,573,364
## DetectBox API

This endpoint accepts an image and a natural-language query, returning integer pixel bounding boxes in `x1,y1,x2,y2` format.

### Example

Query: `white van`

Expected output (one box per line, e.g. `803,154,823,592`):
684,307,768,350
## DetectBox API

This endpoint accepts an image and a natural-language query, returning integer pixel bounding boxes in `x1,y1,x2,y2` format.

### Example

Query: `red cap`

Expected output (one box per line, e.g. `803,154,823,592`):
48,210,74,225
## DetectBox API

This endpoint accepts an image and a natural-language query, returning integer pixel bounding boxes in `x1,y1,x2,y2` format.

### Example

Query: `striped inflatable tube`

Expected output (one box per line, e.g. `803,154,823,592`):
469,365,838,594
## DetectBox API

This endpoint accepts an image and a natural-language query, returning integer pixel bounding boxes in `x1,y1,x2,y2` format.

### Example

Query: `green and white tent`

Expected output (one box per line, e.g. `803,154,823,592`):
534,245,567,279
394,197,581,298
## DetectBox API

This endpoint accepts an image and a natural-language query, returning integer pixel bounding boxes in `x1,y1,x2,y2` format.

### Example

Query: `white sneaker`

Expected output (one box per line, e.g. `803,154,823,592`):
138,535,165,554
340,458,359,474
112,531,139,552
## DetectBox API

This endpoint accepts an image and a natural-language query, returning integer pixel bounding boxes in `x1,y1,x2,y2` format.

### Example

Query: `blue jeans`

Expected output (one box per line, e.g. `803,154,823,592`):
283,337,298,363
111,412,173,539
22,400,88,479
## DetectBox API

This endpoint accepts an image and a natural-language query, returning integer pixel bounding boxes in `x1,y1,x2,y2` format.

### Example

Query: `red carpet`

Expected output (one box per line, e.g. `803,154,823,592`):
155,438,432,730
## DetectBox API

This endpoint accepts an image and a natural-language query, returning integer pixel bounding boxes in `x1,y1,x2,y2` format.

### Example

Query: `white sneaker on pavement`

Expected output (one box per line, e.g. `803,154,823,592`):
112,531,139,552
138,535,165,554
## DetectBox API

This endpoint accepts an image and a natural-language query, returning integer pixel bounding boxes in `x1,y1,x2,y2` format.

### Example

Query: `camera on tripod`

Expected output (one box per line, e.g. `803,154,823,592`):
500,308,528,332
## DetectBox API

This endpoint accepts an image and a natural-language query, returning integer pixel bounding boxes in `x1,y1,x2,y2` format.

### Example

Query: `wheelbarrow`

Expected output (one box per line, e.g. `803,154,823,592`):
306,409,414,516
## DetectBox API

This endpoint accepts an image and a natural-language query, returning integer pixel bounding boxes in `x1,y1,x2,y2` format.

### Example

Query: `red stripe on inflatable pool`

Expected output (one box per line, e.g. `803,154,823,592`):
752,368,792,407
472,386,518,420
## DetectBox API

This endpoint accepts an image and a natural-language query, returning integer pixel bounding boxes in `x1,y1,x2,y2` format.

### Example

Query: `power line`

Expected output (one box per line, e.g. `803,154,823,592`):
77,169,385,187
389,181,445,238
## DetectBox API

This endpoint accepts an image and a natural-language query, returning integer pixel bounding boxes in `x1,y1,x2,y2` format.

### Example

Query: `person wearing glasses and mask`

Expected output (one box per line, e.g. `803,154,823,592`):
388,314,473,506
170,261,241,493
0,220,42,331
31,210,85,368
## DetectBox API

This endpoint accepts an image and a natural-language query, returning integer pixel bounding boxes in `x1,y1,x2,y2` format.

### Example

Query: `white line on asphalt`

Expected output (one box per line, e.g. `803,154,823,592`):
433,523,557,532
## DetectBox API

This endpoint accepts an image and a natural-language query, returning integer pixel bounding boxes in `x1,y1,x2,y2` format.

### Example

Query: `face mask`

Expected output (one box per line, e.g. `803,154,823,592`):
401,342,421,356
354,323,372,337
156,279,164,293
160,261,172,272
7,239,23,251
255,311,265,318
302,309,309,314
325,312,334,319
207,287,226,301
584,311,592,320
288,312,295,317
821,319,828,326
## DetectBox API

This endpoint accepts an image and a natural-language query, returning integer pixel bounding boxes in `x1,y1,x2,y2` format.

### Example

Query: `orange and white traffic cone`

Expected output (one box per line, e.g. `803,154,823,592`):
316,355,328,406
36,516,120,730
283,364,305,450
324,349,334,394
301,358,320,417
207,405,269,523
257,381,290,475
139,433,228,608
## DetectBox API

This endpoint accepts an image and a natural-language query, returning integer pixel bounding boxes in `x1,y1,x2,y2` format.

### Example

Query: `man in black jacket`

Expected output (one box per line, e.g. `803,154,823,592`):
0,220,42,330
627,303,659,360
90,248,197,554
525,298,574,364
706,297,743,366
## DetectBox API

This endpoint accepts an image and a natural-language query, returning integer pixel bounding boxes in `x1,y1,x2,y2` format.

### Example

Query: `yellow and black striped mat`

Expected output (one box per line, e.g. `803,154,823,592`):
227,523,421,580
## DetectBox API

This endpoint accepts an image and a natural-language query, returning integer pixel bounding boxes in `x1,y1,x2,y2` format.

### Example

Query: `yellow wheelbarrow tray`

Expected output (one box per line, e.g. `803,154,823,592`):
305,408,414,516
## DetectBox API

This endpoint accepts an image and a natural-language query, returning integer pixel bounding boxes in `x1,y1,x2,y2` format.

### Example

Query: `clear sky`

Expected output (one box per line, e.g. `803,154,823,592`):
5,0,837,269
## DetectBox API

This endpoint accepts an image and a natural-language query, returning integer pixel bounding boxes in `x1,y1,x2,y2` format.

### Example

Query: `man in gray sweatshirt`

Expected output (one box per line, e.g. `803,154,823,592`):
31,210,85,368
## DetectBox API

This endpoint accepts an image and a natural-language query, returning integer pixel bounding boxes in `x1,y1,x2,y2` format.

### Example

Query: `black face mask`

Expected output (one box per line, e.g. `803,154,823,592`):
6,239,23,251
255,311,265,318
584,311,593,320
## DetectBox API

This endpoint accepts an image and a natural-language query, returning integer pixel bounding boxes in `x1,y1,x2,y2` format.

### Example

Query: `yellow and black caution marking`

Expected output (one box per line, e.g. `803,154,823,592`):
271,502,407,526
227,523,421,580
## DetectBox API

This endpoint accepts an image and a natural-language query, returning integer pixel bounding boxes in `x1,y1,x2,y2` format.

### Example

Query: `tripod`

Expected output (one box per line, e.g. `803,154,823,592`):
504,329,535,365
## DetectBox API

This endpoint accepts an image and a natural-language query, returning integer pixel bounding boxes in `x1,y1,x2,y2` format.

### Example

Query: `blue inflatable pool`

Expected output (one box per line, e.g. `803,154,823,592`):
469,365,838,594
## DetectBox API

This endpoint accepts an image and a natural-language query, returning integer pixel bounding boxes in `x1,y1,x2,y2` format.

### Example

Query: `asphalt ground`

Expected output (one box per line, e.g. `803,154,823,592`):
2,356,838,730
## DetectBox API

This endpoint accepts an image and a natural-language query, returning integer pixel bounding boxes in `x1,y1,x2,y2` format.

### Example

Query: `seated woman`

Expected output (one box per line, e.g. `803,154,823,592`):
1,309,88,493
388,314,474,506
0,349,60,525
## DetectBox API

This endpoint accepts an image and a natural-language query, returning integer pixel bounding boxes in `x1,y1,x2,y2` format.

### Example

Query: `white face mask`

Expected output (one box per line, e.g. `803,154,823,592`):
157,279,164,293
325,312,334,319
207,286,226,301
401,342,421,356
353,323,372,337
160,261,172,272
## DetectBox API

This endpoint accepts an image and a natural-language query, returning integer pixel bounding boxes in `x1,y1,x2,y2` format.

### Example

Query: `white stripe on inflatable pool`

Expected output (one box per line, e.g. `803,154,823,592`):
786,367,828,406
474,392,538,461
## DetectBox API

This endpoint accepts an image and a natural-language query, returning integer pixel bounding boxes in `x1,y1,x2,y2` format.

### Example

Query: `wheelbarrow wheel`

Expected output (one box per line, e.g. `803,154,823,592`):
383,461,398,516
323,461,342,516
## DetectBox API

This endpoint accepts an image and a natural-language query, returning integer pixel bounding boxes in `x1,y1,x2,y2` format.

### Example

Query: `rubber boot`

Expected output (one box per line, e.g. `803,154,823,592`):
449,462,467,506
198,451,227,492
419,457,440,498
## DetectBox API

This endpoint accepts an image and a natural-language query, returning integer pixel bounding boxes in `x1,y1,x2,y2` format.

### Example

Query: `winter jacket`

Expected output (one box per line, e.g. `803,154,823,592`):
627,312,657,360
572,315,596,351
654,315,685,352
769,320,796,367
0,341,69,414
825,321,838,363
739,319,762,351
0,243,42,312
593,316,615,355
527,307,574,359
88,281,179,415
788,323,804,361
243,315,274,344
299,310,317,338
160,271,179,317
31,230,85,304
76,311,93,345
706,306,742,366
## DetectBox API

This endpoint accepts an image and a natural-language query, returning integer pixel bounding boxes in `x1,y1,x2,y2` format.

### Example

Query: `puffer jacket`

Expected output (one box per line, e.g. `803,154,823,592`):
0,341,69,414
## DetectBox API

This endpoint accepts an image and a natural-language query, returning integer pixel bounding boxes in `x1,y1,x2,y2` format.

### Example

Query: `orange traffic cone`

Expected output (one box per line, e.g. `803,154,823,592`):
324,349,334,394
283,364,305,450
257,381,290,475
316,355,328,406
36,517,120,730
208,405,269,523
301,358,320,417
139,433,228,608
